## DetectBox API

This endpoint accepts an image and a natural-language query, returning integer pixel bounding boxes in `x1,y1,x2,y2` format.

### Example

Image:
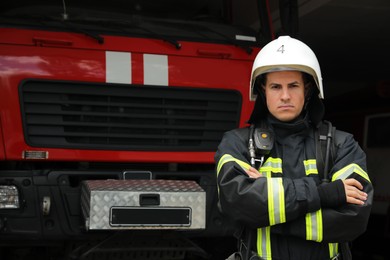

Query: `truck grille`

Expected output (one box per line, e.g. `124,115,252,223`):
20,80,241,151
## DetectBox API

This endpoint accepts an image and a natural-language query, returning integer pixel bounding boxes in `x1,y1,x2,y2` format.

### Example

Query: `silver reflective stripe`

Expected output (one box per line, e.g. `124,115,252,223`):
303,159,318,175
257,226,272,259
332,163,370,182
267,178,286,225
305,209,323,242
216,154,251,176
329,243,339,259
260,157,282,177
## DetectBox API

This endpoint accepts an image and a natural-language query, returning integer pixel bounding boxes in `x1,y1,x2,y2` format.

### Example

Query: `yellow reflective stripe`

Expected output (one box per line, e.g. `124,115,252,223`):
260,157,283,173
216,154,251,176
305,209,323,242
260,157,282,178
267,177,286,225
332,163,370,182
328,243,339,258
257,227,272,259
303,159,318,175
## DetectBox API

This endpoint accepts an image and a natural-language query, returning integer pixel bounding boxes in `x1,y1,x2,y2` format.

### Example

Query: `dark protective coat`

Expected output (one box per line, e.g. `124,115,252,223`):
215,114,373,260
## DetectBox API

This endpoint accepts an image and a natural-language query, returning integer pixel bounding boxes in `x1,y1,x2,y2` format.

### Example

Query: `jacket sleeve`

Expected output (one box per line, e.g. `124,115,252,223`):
279,131,373,243
215,129,322,228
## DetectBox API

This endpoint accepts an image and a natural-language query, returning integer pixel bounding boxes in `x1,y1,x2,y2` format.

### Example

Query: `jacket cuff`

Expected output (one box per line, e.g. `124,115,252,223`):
317,179,346,208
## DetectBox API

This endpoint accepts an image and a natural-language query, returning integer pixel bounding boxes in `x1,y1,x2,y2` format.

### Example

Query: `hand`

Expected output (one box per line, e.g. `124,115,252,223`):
343,178,367,205
245,167,264,179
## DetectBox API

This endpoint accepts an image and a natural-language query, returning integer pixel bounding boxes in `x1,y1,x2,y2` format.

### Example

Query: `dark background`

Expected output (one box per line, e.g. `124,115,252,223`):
271,0,390,99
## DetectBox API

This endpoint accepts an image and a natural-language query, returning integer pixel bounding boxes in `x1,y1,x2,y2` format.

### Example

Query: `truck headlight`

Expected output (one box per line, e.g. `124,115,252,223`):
0,185,20,209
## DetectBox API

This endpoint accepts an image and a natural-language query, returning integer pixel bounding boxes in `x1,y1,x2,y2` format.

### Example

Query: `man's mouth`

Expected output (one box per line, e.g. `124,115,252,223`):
278,104,294,109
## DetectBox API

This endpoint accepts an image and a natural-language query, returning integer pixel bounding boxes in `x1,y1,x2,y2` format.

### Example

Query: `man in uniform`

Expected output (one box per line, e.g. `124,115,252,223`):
215,36,373,260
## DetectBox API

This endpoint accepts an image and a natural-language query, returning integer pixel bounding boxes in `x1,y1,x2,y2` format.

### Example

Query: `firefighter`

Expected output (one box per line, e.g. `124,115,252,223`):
215,36,373,260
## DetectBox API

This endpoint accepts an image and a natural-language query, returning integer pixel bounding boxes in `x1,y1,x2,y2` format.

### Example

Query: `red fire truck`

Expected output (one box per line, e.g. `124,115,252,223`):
0,0,276,259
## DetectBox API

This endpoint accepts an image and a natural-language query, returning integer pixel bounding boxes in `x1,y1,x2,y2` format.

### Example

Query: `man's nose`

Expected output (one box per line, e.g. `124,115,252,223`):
281,87,291,100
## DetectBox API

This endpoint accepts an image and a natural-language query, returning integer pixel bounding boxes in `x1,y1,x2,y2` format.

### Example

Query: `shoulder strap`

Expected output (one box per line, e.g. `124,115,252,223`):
316,120,336,183
316,123,353,259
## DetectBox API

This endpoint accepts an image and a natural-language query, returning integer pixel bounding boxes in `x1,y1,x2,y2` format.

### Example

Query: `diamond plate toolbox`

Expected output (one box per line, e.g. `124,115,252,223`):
81,179,206,230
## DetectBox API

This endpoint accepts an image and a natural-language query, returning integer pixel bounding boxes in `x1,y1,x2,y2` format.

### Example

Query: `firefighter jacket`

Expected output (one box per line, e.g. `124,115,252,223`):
215,114,373,260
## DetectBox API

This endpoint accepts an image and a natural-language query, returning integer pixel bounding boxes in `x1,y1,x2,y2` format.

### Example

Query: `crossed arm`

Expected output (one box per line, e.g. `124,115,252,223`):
245,167,368,206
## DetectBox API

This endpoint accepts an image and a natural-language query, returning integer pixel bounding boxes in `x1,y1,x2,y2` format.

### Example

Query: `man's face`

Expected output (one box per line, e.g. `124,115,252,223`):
263,70,305,122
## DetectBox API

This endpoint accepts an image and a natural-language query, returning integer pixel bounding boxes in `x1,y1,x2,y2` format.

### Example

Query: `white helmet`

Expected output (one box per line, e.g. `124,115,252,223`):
250,36,323,100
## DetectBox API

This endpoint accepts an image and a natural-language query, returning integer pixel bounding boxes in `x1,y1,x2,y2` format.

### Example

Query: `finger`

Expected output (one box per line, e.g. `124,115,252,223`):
247,167,259,175
248,167,258,173
345,184,367,197
346,196,365,205
245,168,263,178
346,187,367,202
344,178,363,190
245,170,255,177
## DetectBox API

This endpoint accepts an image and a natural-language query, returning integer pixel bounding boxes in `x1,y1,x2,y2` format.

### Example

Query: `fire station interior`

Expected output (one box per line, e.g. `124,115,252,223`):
1,0,389,259
278,0,390,259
